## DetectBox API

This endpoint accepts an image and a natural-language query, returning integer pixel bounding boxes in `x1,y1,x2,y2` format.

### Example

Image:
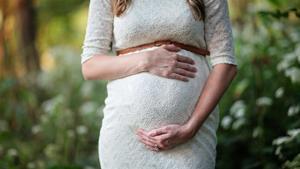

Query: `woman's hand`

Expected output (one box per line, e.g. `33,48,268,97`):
135,123,194,152
142,44,198,82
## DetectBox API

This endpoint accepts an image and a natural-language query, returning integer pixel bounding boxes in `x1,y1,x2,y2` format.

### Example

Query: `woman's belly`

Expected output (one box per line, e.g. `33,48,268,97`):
102,47,212,131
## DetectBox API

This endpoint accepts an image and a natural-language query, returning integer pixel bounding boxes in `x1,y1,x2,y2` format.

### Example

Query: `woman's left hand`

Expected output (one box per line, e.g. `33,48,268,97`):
135,123,194,152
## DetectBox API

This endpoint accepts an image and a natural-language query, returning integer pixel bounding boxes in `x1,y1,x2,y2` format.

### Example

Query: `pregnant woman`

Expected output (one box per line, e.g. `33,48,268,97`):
80,0,238,168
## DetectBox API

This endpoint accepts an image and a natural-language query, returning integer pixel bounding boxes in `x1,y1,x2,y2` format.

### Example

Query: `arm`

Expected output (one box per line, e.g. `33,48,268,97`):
82,52,148,80
81,0,147,80
183,0,238,137
183,64,237,137
81,0,196,81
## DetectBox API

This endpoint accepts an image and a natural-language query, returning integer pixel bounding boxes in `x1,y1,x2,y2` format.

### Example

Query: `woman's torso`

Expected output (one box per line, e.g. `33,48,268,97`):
99,2,219,167
102,0,217,130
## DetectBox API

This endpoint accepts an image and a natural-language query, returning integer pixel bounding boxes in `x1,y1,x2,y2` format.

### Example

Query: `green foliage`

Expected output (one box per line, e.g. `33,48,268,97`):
216,3,300,169
259,8,300,19
0,48,107,169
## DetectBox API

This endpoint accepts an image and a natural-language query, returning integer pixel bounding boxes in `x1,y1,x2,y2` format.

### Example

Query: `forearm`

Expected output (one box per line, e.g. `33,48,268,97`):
81,52,148,81
183,63,238,137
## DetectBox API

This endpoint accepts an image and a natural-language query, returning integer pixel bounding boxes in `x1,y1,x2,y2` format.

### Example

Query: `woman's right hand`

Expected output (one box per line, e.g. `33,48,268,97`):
142,44,197,82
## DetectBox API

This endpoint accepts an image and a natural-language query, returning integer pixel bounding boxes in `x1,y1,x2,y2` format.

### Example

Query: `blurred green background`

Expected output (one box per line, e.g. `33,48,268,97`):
0,0,300,169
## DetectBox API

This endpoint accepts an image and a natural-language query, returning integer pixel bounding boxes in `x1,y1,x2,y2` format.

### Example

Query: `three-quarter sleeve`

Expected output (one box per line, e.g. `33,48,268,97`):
203,0,238,68
80,0,113,64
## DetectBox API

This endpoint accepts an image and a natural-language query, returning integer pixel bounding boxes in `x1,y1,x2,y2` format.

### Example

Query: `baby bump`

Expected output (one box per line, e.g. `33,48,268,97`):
102,49,211,130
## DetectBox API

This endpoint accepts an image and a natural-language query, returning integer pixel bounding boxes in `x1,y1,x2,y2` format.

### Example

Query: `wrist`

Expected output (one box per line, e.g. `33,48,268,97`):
135,50,151,72
182,119,200,138
180,122,197,139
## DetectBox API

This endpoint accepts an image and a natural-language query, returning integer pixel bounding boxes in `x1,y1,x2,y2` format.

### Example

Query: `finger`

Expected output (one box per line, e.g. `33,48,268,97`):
154,133,172,143
176,55,195,65
137,133,157,147
137,129,158,142
176,62,197,72
162,44,181,52
173,68,196,78
140,128,171,149
137,130,158,143
168,73,189,82
153,134,173,149
158,139,175,150
148,128,168,137
140,136,162,152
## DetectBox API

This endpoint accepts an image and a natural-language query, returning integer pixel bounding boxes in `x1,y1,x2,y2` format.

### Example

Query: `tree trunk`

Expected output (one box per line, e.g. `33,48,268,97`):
0,0,16,77
16,0,40,73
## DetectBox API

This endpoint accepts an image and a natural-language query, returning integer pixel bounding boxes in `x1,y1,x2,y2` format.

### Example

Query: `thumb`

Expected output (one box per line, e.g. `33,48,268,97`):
162,44,181,52
148,128,168,137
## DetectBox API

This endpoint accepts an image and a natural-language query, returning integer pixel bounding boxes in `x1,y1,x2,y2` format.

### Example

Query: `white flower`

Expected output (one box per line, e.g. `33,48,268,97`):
80,101,98,116
31,125,42,134
0,120,8,132
287,128,300,138
272,136,293,145
230,100,245,113
287,105,300,116
284,67,300,83
232,119,246,130
256,97,272,106
275,146,282,156
80,82,94,98
76,125,88,135
221,116,232,129
42,99,54,114
44,144,59,159
27,162,36,169
230,100,246,118
252,127,263,138
84,166,95,169
275,87,284,98
235,109,245,118
7,148,18,157
277,53,297,72
277,61,289,72
295,44,300,63
41,95,64,114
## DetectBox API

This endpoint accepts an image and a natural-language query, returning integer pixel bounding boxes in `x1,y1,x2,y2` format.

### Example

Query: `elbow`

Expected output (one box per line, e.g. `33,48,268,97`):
81,62,97,80
82,73,92,81
81,56,93,80
81,64,92,80
231,65,238,78
81,60,107,81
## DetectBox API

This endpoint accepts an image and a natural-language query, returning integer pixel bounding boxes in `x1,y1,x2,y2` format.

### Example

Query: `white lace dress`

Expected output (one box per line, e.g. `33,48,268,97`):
81,0,238,168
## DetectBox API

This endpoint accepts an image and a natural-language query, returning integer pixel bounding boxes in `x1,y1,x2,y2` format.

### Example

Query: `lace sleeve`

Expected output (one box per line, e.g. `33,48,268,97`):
80,0,113,64
204,0,238,68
